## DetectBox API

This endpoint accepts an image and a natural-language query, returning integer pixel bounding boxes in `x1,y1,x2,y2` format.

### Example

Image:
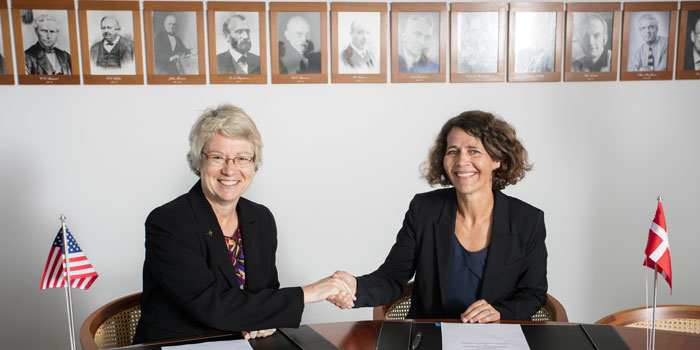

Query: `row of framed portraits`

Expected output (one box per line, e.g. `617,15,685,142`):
1,0,699,85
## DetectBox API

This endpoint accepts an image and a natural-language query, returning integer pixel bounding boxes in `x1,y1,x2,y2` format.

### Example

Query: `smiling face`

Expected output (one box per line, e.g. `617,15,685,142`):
443,127,501,197
580,16,608,60
200,133,256,209
638,16,659,44
100,17,120,43
36,19,59,48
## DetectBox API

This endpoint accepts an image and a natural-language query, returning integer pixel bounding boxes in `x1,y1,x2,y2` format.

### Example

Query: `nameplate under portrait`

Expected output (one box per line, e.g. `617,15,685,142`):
676,2,700,80
507,2,564,82
450,2,507,83
12,0,80,85
144,1,205,84
270,2,328,84
620,2,677,81
331,2,387,84
564,3,621,82
0,1,14,84
207,2,267,84
391,2,447,83
78,0,144,85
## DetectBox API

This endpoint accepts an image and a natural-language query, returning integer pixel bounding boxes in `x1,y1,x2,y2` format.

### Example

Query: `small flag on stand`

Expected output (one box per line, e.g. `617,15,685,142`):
40,226,98,290
643,200,672,293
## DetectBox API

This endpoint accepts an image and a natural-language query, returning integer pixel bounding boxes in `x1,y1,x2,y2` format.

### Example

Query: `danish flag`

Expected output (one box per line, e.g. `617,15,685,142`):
643,201,672,293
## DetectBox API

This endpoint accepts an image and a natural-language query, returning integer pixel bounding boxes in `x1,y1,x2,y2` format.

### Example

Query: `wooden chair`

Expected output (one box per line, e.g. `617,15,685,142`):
372,282,568,322
79,292,142,350
595,305,700,334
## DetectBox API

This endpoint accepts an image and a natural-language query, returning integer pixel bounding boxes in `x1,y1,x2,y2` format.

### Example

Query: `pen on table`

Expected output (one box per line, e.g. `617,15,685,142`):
411,330,422,350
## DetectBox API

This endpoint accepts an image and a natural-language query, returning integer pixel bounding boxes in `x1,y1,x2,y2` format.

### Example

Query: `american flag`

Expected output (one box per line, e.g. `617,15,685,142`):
40,227,98,290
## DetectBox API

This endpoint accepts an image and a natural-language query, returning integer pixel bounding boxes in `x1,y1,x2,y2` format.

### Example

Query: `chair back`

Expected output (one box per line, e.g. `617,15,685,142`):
595,305,700,334
79,292,142,350
372,282,568,322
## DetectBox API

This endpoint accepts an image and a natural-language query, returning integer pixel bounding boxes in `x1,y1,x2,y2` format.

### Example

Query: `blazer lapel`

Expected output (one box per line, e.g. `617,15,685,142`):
188,181,239,289
435,189,457,308
35,50,54,74
480,191,512,301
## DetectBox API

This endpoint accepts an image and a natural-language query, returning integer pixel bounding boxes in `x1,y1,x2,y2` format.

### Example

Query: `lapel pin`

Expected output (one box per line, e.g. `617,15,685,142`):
206,230,213,237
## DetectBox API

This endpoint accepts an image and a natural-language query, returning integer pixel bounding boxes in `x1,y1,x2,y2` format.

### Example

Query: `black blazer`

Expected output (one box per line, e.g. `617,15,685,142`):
355,188,548,320
133,181,304,344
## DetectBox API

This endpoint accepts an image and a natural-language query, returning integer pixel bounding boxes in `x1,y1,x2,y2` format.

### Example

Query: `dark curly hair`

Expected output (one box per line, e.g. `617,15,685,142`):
421,111,532,191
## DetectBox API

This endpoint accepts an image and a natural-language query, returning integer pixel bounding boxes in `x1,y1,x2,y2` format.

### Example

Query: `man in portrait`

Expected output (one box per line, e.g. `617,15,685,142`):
153,14,196,74
89,16,134,72
457,12,498,74
398,13,438,74
216,13,259,75
684,15,700,70
24,14,71,75
572,13,612,72
279,15,321,74
628,13,668,71
0,53,4,75
340,19,375,73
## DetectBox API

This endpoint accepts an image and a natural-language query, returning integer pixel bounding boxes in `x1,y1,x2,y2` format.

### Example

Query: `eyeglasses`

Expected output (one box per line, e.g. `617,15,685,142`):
201,152,254,168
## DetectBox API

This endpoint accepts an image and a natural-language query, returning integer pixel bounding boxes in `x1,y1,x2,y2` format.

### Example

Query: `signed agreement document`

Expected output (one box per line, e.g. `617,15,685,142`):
441,323,530,350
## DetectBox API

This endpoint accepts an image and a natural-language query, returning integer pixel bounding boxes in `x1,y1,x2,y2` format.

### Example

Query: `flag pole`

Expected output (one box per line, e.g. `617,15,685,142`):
60,214,77,350
650,195,662,350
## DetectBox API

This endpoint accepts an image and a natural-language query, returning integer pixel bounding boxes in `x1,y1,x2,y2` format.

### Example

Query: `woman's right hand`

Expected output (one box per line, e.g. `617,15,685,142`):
301,276,355,305
327,270,357,309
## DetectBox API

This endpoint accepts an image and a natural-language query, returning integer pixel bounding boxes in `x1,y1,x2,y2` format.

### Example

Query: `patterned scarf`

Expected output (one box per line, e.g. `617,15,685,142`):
224,229,245,289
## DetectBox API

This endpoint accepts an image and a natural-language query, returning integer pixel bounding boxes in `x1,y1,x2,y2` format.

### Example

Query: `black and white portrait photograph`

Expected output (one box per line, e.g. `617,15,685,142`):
626,11,670,72
151,11,198,75
214,11,260,75
337,11,380,74
571,12,614,73
397,12,440,74
513,11,556,73
456,11,498,74
20,9,72,75
277,12,321,74
0,14,5,75
86,10,135,75
683,10,700,71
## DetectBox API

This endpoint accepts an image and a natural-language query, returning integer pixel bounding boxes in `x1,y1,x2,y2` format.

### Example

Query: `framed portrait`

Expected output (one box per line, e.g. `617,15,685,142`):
270,2,327,84
676,2,700,79
507,2,564,82
391,2,447,83
330,2,387,84
144,1,205,84
0,1,14,84
450,2,507,83
12,0,80,84
78,1,144,85
207,2,267,84
564,3,621,82
620,2,677,81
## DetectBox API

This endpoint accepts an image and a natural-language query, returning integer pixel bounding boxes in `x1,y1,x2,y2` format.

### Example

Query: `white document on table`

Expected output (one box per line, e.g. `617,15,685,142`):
162,339,252,350
441,323,530,350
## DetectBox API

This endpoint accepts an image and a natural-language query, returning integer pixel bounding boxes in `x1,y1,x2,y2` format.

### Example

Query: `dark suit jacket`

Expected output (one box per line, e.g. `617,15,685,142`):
355,188,548,321
684,45,699,70
153,31,189,74
24,42,72,75
133,181,304,344
216,51,260,74
90,37,134,68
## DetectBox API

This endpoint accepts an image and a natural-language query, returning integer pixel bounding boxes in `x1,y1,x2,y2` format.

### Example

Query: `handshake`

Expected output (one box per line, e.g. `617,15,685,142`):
301,270,357,309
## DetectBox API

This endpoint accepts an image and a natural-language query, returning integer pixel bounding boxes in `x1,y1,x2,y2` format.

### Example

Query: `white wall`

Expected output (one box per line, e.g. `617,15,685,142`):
1,2,699,350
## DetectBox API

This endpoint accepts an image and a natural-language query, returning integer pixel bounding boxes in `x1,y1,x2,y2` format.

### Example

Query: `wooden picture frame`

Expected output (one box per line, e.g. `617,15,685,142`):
78,0,144,85
676,2,700,79
450,2,507,83
0,2,15,84
144,1,205,84
270,2,327,84
564,3,621,82
507,2,564,82
207,1,267,84
331,2,387,84
391,2,447,83
620,2,677,81
12,0,80,84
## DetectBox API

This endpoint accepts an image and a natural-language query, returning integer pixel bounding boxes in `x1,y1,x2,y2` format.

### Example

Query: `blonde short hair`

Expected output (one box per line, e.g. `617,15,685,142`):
187,104,263,176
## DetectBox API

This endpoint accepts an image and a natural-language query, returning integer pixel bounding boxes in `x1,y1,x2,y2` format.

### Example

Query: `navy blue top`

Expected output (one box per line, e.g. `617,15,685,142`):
443,234,489,318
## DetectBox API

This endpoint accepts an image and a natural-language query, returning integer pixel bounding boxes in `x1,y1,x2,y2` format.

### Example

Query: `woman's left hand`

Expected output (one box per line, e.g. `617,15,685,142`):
243,329,276,340
461,299,500,323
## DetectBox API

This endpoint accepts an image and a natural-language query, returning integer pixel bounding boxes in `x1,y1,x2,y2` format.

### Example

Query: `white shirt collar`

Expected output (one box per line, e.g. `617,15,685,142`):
103,36,121,52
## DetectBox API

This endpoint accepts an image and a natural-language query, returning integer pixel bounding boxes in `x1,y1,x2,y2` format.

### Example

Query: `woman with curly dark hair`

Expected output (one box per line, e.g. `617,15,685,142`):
329,111,547,323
